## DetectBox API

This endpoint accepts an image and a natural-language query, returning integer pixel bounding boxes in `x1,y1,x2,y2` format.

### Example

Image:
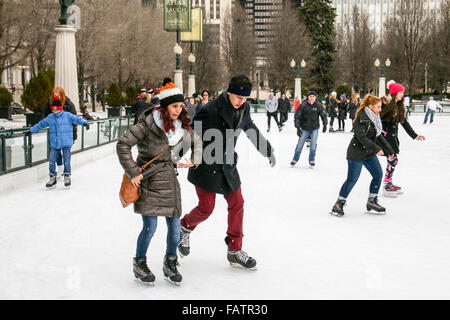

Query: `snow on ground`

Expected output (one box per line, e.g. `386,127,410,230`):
1,113,449,300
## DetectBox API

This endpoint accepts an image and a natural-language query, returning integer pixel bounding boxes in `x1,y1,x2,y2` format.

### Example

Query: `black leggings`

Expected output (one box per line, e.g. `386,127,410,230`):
338,119,345,130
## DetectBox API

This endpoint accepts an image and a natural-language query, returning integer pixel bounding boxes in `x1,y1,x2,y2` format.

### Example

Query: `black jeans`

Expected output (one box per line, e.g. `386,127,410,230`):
280,112,288,124
267,111,281,128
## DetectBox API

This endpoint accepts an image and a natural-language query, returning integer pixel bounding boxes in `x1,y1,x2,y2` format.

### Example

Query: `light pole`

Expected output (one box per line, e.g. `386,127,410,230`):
375,58,391,97
290,59,306,100
173,35,183,92
424,62,428,93
187,42,196,97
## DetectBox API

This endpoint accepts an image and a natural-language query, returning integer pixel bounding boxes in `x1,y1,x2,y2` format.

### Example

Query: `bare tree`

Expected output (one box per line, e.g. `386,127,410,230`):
221,5,256,80
265,0,310,94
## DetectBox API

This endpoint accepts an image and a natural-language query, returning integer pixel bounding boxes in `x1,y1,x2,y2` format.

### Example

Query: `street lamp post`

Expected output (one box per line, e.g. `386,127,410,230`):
187,41,196,97
173,31,183,92
290,59,306,100
375,58,391,97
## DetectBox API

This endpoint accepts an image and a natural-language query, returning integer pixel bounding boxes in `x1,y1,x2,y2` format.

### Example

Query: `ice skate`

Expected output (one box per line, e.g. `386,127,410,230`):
63,173,71,188
309,161,315,168
163,255,182,286
278,125,282,132
330,199,346,217
227,250,257,271
46,174,57,189
391,183,403,194
383,183,398,198
290,160,297,166
133,257,155,286
366,196,386,215
177,226,191,257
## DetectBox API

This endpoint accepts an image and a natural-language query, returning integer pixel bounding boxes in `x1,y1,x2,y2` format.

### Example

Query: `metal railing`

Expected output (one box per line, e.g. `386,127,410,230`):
0,115,133,176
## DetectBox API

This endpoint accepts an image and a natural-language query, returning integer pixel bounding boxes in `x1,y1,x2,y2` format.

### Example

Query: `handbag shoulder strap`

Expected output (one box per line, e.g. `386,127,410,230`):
140,148,169,171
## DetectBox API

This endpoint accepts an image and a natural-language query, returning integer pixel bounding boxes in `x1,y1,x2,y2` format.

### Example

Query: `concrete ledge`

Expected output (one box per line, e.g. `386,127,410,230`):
0,142,117,194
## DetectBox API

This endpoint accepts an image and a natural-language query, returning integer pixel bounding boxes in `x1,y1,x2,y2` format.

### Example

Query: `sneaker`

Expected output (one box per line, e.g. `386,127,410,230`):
163,255,182,285
330,199,346,217
46,174,57,189
178,226,191,257
366,196,386,215
383,182,398,197
63,173,71,188
227,250,257,271
133,257,155,285
290,160,297,166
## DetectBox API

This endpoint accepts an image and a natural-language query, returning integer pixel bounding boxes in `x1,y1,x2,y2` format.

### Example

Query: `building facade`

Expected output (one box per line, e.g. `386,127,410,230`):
333,0,444,38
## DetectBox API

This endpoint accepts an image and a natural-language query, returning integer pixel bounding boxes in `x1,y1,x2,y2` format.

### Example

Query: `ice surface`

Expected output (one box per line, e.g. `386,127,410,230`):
1,113,449,299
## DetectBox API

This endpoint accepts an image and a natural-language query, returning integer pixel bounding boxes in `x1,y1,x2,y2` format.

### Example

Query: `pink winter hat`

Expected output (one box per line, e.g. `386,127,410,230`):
388,82,405,95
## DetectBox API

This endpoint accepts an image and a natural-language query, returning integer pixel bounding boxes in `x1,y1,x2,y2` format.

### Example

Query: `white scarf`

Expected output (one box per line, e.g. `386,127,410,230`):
153,109,185,146
364,107,383,137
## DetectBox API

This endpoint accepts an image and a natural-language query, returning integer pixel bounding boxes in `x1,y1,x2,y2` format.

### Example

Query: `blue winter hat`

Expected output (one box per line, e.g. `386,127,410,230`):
340,93,347,99
307,91,317,97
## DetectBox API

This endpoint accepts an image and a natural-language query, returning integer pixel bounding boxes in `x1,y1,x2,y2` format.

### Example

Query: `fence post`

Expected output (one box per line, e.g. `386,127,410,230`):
0,135,6,174
81,126,85,150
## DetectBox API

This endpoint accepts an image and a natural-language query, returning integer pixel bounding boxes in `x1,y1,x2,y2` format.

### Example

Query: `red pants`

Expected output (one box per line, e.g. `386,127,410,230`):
181,186,245,251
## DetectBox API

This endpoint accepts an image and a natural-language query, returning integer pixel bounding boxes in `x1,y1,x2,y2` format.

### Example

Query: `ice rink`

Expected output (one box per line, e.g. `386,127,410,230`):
1,113,449,299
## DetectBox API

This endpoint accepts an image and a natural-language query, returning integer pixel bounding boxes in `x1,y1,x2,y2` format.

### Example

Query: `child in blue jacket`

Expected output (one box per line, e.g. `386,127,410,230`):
29,96,89,188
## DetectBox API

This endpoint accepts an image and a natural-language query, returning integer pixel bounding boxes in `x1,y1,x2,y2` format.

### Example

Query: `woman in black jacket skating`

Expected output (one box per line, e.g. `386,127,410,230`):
380,81,425,197
330,94,395,217
337,93,348,131
326,91,339,132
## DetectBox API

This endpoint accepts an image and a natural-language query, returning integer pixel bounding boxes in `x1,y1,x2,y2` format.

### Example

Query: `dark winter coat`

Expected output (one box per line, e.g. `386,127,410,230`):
116,109,202,217
347,110,395,161
188,92,273,195
326,98,339,118
44,97,78,141
133,100,154,125
381,102,417,154
348,102,359,119
338,101,348,120
294,100,328,132
278,97,290,113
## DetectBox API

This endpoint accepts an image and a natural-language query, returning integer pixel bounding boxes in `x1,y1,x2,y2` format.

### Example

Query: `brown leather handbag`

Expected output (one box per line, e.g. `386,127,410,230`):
119,149,168,208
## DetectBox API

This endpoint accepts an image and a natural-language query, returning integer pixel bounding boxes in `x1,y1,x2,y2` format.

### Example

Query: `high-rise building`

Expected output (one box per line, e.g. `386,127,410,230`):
333,0,444,39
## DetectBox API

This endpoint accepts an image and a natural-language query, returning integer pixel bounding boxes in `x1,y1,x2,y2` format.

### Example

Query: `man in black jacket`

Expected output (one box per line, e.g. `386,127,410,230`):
278,92,290,126
290,91,328,167
178,75,276,271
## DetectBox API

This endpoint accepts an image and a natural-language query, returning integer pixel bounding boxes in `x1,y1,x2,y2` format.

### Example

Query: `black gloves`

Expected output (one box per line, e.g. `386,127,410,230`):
296,127,302,137
85,123,90,130
269,153,276,167
322,125,327,133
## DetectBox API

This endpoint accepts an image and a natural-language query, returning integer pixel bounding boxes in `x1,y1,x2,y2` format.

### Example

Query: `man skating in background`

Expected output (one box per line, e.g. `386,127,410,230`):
265,91,282,132
178,75,276,271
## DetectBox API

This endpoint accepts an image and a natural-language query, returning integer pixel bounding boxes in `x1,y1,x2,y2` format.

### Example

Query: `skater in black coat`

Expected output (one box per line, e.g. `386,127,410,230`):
330,94,395,217
278,93,290,125
178,75,276,271
348,93,359,132
337,93,348,131
326,91,339,132
380,81,425,197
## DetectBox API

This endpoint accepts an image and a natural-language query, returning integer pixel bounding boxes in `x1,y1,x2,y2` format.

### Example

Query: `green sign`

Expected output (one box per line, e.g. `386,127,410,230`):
163,0,192,32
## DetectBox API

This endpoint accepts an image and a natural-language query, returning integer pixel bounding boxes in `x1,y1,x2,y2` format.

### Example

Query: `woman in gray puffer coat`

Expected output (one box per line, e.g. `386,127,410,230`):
117,82,202,286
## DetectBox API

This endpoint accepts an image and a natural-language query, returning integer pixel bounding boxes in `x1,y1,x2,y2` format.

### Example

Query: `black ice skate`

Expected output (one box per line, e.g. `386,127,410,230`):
278,125,282,132
330,199,346,217
163,255,182,286
227,250,257,271
133,257,155,285
46,174,57,189
290,160,297,166
177,226,191,257
366,196,386,215
267,126,270,133
309,161,315,168
63,173,71,188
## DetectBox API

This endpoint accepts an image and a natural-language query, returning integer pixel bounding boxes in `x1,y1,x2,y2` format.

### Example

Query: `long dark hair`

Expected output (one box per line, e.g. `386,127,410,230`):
380,93,406,123
154,105,192,133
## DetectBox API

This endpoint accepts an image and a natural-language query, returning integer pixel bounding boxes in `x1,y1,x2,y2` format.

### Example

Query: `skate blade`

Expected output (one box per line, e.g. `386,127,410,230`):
329,211,343,217
134,278,155,286
164,277,181,286
365,210,386,215
46,185,56,190
382,191,398,198
229,262,258,271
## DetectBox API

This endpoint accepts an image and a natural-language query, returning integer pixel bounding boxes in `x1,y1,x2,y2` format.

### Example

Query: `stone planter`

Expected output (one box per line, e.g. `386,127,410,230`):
0,106,12,120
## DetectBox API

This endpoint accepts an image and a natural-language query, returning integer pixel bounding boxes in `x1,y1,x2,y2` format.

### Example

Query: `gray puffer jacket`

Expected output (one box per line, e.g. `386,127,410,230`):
117,109,202,217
